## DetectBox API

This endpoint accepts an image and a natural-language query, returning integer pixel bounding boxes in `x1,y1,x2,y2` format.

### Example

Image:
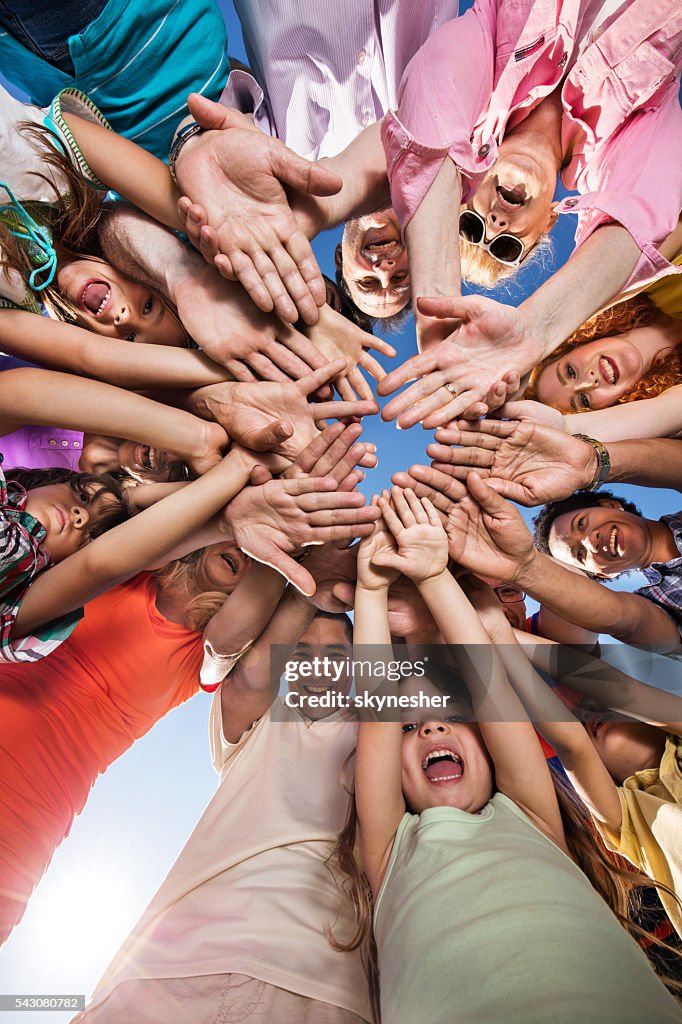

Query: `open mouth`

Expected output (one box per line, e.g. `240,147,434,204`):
361,238,404,263
80,279,111,316
607,524,622,558
302,683,335,695
422,748,464,783
496,184,526,208
133,445,167,473
599,356,619,385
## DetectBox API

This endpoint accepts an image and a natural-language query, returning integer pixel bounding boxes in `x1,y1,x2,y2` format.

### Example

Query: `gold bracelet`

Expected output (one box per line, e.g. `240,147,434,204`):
574,434,611,492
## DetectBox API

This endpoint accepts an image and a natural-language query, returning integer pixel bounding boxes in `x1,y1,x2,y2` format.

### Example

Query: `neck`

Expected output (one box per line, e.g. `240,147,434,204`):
648,520,680,565
504,92,564,175
154,583,192,626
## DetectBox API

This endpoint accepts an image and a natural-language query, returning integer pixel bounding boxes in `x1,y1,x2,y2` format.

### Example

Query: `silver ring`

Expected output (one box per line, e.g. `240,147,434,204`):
444,383,458,397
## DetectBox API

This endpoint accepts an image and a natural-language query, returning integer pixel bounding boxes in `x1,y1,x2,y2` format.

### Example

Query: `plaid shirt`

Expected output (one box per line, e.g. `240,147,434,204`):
636,512,682,634
0,454,81,663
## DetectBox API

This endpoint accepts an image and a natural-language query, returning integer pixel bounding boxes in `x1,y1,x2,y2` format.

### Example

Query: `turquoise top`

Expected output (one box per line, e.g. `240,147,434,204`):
375,793,682,1024
0,0,229,159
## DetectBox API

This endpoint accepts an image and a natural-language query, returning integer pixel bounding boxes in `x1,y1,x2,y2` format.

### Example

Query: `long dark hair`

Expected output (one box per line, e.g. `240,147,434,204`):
6,465,127,538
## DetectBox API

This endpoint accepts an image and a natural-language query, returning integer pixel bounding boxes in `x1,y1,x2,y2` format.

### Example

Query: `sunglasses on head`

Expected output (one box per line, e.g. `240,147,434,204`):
459,209,526,266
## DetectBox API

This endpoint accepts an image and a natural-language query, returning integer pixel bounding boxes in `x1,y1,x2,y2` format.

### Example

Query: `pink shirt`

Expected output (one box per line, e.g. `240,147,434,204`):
382,0,682,292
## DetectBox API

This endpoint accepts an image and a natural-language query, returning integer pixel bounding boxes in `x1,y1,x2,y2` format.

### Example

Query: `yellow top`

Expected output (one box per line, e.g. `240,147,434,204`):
596,734,682,937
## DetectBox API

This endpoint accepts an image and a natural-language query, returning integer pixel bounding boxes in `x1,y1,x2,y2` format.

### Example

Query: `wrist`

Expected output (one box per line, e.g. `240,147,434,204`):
415,567,451,596
512,548,543,590
573,435,610,491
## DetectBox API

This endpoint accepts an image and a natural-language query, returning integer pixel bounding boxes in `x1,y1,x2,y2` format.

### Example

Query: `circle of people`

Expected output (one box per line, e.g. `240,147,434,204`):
1,1,682,1022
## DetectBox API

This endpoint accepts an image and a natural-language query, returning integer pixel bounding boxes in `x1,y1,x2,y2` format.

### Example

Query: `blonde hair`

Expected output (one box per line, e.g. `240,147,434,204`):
330,752,682,1020
153,550,228,633
525,294,682,407
459,235,552,289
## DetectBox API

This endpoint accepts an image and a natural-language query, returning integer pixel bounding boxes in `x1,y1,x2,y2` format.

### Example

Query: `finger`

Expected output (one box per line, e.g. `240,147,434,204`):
250,245,300,324
456,402,489,421
224,247,275,314
427,441,495,467
214,252,237,281
338,469,364,492
390,485,415,529
249,419,294,451
187,92,248,131
299,359,348,397
276,323,328,371
286,231,326,309
466,471,511,514
297,490,367,513
381,372,448,424
407,464,467,503
416,294,483,321
335,374,359,403
224,360,258,382
270,146,343,198
430,461,492,482
294,422,346,475
331,581,356,609
423,497,442,529
390,471,451,518
452,419,517,439
250,465,273,486
376,350,437,399
199,223,221,264
266,237,320,325
263,340,314,380
358,351,386,382
404,488,428,524
311,399,378,421
419,390,487,431
495,401,538,421
432,428,501,451
377,494,403,537
310,425,363,478
357,447,377,469
371,549,403,571
243,351,291,382
304,520,378,544
346,367,374,402
365,335,397,358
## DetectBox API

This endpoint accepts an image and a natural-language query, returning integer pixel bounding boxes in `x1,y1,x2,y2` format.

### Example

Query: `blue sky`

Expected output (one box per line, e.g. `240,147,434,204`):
1,3,680,1021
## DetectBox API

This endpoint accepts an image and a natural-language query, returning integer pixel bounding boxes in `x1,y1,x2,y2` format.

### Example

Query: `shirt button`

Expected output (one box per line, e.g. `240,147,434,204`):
564,197,578,208
73,441,80,448
61,440,69,446
361,112,371,128
478,143,490,158
49,439,57,446
356,49,367,65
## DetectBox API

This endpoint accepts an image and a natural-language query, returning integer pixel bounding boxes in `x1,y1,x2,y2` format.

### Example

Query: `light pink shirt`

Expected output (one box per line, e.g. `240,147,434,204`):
382,0,682,292
223,0,457,159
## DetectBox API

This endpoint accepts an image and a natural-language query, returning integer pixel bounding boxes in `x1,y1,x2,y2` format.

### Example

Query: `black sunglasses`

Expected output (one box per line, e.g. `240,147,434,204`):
459,209,526,266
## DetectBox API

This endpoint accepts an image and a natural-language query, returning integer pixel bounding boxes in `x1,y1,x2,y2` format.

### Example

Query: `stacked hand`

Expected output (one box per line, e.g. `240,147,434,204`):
304,302,396,402
175,94,343,325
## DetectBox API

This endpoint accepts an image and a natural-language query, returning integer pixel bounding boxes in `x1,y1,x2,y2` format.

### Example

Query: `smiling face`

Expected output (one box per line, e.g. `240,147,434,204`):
79,435,185,483
584,721,666,784
340,209,411,318
57,258,187,346
467,150,558,256
547,501,652,577
286,615,353,721
24,480,120,563
534,325,678,412
401,703,494,814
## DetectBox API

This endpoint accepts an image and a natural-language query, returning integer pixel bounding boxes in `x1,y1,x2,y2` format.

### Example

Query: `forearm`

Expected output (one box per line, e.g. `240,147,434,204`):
564,390,682,446
62,112,181,231
292,122,390,238
204,562,286,655
354,584,392,648
521,225,640,362
0,309,231,389
0,369,225,461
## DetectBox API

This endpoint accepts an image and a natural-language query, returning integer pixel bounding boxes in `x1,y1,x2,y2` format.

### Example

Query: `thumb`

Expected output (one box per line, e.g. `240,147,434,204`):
241,540,317,596
187,92,248,131
270,145,343,197
467,471,510,514
332,582,356,609
248,420,294,452
417,295,482,322
249,465,273,486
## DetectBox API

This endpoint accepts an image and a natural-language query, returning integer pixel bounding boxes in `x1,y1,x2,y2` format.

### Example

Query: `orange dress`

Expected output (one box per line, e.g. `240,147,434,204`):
0,573,202,943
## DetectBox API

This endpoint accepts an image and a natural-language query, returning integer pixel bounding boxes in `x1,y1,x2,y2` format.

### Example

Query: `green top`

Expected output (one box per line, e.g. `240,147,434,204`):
375,792,682,1024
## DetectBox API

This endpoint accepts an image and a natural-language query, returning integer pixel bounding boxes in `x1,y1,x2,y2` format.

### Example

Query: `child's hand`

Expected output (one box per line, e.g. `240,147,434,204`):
374,487,448,584
356,500,402,592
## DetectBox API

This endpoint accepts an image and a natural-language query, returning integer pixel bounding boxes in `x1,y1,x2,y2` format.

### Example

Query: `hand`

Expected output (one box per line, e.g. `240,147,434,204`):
427,418,596,506
303,543,358,611
375,487,449,584
377,295,545,428
330,575,440,640
304,303,396,402
221,476,380,594
444,473,535,582
283,421,376,489
172,265,333,382
185,419,229,476
356,503,402,592
495,400,566,431
191,361,378,463
174,94,343,325
390,465,466,519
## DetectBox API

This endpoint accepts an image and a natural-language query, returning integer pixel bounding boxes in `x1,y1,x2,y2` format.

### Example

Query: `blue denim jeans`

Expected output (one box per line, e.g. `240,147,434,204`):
0,0,109,72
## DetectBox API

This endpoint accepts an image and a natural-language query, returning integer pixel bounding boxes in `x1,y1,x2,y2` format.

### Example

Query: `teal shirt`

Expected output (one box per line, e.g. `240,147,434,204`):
375,793,682,1024
0,0,229,159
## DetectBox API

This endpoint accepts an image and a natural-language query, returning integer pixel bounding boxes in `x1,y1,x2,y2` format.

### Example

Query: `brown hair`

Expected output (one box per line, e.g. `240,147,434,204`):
6,466,127,538
525,294,682,407
330,754,682,1020
153,549,228,632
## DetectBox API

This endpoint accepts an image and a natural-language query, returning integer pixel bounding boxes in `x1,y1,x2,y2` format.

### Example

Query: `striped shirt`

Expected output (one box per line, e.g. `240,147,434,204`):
0,455,81,663
225,0,457,159
636,512,682,634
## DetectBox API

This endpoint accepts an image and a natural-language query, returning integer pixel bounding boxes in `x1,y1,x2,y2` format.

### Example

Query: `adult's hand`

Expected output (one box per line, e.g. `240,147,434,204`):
174,94,342,325
377,295,545,428
172,264,333,381
283,421,376,488
444,473,536,582
189,361,377,462
222,476,380,594
495,400,566,431
304,303,396,402
426,418,596,506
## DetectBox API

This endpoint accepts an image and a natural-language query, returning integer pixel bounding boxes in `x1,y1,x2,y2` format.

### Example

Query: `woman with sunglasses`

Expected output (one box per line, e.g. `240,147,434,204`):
371,0,682,428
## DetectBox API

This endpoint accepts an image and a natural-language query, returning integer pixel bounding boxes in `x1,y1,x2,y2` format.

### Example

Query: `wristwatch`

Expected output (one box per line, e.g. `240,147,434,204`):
574,434,611,492
168,121,203,185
